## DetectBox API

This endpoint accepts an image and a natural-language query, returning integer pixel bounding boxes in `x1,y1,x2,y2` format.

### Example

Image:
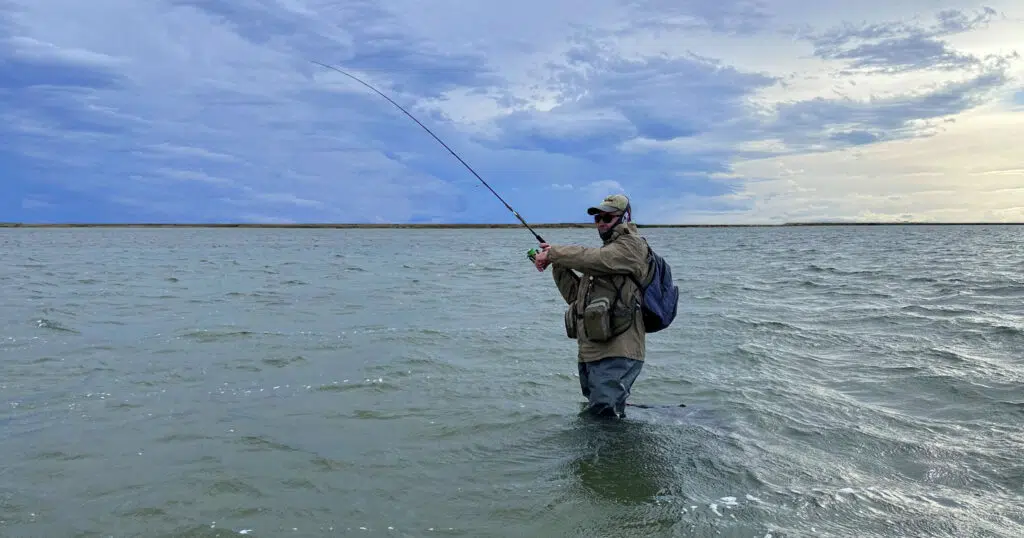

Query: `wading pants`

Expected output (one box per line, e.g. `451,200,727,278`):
578,356,644,418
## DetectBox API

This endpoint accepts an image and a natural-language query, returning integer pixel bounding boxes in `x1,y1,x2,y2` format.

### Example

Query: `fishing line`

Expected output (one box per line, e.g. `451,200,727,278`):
310,60,546,244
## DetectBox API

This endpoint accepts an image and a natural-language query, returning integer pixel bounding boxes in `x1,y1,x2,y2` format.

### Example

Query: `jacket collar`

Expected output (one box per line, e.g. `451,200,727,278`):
602,221,639,244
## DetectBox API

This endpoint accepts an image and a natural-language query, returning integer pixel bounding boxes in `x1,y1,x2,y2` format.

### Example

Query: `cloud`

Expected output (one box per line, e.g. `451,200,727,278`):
696,104,1024,224
820,34,980,73
0,0,490,223
763,67,1012,151
522,50,778,146
805,7,1001,73
1,0,1023,225
627,0,774,35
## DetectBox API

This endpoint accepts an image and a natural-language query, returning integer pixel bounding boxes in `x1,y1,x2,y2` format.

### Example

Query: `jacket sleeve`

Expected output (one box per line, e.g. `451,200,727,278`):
551,265,579,304
547,238,646,279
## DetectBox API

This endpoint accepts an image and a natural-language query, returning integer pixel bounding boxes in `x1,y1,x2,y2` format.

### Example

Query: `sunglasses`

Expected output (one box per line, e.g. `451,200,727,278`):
593,213,620,223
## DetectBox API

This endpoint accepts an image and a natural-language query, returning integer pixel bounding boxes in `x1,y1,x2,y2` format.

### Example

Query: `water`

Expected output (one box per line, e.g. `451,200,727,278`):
2,225,1022,537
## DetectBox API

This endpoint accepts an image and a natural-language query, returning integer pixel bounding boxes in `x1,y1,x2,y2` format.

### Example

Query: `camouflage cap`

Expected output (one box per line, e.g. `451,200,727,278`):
586,194,630,215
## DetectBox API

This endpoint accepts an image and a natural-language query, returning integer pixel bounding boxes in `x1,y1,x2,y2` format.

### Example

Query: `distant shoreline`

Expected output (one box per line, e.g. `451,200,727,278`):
2,222,1021,229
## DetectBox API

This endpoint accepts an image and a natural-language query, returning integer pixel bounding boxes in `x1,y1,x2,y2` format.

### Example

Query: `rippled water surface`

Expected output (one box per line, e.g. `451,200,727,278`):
2,225,1022,537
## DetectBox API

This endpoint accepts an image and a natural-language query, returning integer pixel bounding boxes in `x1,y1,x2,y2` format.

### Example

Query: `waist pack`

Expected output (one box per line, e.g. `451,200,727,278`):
629,241,679,333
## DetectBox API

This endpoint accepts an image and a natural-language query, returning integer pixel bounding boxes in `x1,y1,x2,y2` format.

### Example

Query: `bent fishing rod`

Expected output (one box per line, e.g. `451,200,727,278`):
310,60,546,245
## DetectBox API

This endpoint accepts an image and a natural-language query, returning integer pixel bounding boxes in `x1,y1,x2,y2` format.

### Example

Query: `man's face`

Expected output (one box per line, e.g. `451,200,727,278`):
593,211,621,234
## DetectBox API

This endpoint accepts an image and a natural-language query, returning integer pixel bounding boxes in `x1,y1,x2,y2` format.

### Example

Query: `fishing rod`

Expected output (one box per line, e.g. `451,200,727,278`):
310,60,546,246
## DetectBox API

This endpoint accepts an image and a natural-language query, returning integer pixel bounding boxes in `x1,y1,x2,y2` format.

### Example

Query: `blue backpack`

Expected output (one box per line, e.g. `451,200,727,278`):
630,240,679,333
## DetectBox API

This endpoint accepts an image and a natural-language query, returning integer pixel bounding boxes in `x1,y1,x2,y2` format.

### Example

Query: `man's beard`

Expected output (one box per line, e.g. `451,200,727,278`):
599,223,617,242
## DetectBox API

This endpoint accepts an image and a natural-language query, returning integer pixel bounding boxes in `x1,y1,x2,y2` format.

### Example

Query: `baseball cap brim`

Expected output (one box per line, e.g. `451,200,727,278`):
587,204,621,215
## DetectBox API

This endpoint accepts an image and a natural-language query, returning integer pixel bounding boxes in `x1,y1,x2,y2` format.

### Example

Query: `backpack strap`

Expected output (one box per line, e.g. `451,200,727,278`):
627,238,654,293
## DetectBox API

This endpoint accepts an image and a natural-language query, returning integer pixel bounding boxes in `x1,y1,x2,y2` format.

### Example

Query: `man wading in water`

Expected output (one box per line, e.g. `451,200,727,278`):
531,194,650,419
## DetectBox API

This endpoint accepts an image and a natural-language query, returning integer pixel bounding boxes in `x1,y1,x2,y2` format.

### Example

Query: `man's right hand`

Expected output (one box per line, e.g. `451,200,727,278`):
533,248,551,271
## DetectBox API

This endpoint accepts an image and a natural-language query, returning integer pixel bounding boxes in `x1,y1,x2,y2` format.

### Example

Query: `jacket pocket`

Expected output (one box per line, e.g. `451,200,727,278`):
583,296,614,341
581,276,636,342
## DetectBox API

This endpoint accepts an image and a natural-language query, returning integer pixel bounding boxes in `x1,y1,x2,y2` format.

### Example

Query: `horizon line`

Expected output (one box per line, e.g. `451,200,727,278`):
2,221,1022,229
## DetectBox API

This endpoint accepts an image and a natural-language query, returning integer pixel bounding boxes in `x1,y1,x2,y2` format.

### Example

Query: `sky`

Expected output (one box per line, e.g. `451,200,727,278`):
1,0,1022,224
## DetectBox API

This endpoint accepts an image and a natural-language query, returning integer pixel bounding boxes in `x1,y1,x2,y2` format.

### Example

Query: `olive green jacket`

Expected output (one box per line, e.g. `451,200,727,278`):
547,222,650,363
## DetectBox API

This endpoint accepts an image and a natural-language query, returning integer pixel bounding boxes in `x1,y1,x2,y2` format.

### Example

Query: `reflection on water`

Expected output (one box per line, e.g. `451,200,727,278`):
569,417,670,504
531,405,770,538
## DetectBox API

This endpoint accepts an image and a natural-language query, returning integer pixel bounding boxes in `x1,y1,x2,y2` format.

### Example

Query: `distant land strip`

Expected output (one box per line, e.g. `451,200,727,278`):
2,222,1022,228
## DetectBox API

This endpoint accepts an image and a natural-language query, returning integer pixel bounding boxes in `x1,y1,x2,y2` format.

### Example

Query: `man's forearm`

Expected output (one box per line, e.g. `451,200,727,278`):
547,243,641,276
552,265,579,304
